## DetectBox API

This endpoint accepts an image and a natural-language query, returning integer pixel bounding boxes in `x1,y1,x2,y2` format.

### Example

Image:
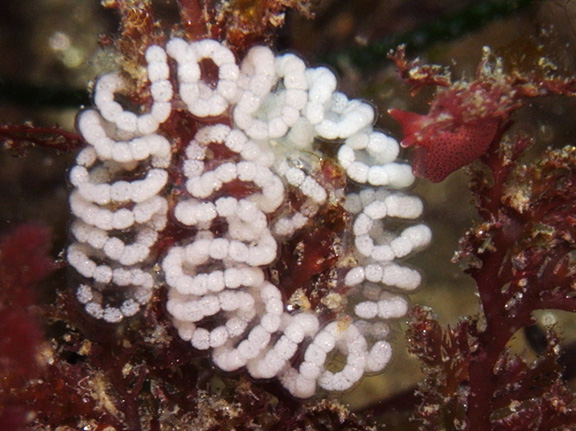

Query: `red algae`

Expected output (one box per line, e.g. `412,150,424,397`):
388,45,576,182
5,0,576,430
0,224,55,430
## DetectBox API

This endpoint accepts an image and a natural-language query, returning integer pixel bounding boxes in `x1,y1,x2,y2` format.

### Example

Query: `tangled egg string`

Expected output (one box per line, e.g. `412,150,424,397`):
67,38,431,398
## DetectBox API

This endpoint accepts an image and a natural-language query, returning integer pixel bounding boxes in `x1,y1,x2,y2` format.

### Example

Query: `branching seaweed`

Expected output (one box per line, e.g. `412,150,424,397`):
3,1,576,430
393,43,576,430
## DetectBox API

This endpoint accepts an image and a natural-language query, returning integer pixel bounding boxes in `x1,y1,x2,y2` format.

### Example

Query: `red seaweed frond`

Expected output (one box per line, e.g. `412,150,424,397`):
100,0,163,82
388,45,452,95
388,46,576,182
0,123,84,153
208,0,315,54
101,0,315,67
409,303,576,430
406,130,576,429
407,306,476,429
0,224,55,431
461,142,576,319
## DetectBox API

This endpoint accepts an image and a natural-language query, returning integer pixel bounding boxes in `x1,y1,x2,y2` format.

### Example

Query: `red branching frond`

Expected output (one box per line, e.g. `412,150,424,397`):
389,47,576,182
387,45,452,94
0,224,55,430
100,0,163,81
461,143,576,319
208,0,315,54
0,123,84,153
492,334,576,430
407,130,576,429
407,306,478,430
